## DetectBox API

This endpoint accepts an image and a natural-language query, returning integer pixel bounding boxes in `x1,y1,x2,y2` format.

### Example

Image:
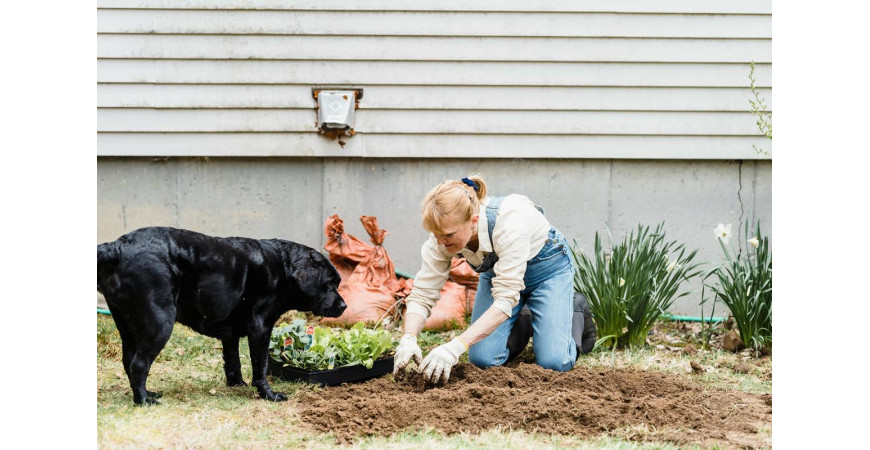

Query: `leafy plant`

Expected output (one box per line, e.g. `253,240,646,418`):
572,223,701,348
748,61,772,155
712,220,772,351
269,320,394,370
332,322,395,369
697,268,723,350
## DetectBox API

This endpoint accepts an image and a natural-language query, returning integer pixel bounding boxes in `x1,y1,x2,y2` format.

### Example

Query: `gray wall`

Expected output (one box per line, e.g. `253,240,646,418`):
97,157,771,315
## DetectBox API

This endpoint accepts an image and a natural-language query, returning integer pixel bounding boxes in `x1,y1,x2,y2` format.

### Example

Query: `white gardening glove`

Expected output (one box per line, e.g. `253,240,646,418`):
393,334,423,375
419,338,468,385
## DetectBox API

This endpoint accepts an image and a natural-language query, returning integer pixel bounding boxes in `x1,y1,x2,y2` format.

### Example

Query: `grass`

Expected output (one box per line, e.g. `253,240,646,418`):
97,314,770,449
574,346,771,396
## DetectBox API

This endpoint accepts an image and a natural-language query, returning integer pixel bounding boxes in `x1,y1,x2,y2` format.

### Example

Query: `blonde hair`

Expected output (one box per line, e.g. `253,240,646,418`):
421,173,488,234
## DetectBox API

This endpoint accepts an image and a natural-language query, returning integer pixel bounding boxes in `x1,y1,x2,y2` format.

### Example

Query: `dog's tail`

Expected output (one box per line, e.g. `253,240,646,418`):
97,241,121,294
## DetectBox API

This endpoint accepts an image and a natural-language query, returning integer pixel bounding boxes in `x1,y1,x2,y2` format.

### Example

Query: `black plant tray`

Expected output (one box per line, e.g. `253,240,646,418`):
267,355,394,386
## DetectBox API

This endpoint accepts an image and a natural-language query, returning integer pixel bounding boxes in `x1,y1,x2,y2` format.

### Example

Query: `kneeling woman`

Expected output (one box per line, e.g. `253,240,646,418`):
394,174,586,384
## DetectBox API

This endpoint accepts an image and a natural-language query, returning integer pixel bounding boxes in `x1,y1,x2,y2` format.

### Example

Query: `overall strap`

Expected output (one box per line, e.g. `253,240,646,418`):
484,196,504,250
484,195,545,250
468,195,544,274
464,196,504,274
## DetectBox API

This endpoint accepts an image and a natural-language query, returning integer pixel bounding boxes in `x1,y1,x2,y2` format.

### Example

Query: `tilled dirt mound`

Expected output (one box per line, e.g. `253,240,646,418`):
297,363,771,447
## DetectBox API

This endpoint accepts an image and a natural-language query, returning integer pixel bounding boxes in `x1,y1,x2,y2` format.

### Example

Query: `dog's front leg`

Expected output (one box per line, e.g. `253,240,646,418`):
247,322,287,402
221,336,247,387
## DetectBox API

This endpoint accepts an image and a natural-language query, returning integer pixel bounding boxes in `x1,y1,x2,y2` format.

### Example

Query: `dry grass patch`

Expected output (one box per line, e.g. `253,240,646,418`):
98,315,770,448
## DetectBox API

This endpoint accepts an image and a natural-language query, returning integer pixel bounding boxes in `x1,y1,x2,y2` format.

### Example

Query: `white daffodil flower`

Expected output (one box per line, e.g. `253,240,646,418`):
619,278,626,287
748,237,759,249
666,260,680,272
714,223,732,245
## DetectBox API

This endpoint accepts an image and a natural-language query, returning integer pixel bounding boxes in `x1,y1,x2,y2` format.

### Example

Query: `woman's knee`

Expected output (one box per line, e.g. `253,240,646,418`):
534,347,576,372
468,347,507,369
536,357,574,372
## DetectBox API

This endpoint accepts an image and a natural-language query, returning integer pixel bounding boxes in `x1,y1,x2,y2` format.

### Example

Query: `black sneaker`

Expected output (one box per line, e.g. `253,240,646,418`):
573,292,597,359
506,306,533,362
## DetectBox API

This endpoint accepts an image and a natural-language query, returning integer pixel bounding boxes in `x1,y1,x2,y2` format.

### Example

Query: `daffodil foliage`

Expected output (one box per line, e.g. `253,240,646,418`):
572,224,701,348
713,221,772,351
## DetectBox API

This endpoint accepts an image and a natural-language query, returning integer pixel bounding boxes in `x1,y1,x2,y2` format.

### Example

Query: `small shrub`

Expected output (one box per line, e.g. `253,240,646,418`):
712,220,772,351
748,61,772,156
572,223,701,348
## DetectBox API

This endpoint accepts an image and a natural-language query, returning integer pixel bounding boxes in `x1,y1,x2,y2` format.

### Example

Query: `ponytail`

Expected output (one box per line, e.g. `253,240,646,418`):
463,172,487,202
421,172,488,234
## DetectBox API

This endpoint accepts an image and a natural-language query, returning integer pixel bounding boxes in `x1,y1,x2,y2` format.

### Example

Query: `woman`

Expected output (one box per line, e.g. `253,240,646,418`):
394,174,587,384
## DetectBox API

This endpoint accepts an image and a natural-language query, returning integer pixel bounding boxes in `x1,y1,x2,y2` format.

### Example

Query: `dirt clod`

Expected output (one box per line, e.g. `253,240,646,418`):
734,363,754,374
297,363,770,447
690,361,706,374
721,330,745,352
394,368,441,392
683,344,698,356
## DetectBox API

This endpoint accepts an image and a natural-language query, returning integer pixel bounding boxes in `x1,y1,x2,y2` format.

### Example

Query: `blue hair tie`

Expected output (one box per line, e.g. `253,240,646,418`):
461,177,479,191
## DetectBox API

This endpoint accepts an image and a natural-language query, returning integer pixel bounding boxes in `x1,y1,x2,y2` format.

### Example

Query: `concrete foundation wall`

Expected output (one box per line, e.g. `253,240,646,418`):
97,157,771,315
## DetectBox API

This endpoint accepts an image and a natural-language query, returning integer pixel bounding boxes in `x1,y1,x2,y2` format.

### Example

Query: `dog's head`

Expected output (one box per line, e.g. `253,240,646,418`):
284,244,347,318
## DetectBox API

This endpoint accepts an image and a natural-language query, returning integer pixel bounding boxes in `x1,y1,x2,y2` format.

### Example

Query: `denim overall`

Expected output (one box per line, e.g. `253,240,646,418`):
466,196,578,371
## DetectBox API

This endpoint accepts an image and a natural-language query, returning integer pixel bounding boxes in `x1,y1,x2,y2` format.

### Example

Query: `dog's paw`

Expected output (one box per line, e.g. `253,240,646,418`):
258,389,288,402
134,396,161,406
269,392,288,402
146,390,163,399
226,379,248,387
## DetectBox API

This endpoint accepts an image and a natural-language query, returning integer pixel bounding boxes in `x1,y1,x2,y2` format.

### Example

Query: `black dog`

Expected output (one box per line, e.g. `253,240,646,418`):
97,226,346,405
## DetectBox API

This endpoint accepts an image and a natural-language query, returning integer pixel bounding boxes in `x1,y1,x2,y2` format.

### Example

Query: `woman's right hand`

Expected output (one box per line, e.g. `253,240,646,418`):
393,334,423,375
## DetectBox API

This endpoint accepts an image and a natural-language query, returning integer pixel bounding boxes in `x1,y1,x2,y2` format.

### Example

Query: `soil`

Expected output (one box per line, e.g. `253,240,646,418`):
297,363,771,447
734,362,754,374
721,330,746,353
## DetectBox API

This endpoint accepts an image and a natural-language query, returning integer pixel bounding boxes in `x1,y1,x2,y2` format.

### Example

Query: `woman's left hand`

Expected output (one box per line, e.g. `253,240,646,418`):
419,338,467,384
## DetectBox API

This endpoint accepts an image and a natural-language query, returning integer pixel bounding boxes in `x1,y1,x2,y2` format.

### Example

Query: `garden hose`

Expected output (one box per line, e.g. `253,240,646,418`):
394,269,415,280
660,313,726,323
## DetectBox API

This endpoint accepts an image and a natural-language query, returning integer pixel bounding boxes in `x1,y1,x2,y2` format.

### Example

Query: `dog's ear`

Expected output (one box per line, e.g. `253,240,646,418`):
291,267,308,287
277,241,306,284
289,249,322,292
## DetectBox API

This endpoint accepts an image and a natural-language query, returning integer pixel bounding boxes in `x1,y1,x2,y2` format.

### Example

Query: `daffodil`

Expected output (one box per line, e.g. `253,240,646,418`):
666,260,680,272
748,237,759,249
714,223,732,245
619,278,625,287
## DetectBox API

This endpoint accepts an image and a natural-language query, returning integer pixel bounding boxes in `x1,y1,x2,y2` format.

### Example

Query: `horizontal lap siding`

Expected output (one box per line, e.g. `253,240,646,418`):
98,35,772,63
96,0,771,14
98,61,771,87
99,110,762,135
96,1,772,159
97,85,773,111
97,10,772,38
